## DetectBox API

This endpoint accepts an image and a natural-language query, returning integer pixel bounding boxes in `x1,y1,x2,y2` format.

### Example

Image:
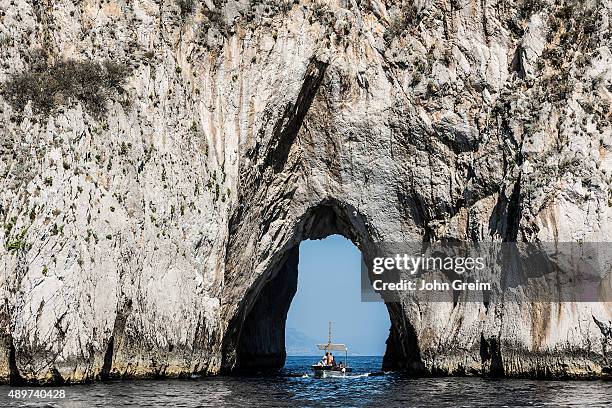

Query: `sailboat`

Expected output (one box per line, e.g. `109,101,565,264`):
311,322,353,378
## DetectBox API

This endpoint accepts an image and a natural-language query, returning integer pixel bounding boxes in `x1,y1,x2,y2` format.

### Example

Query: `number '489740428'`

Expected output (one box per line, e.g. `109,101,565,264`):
8,389,66,399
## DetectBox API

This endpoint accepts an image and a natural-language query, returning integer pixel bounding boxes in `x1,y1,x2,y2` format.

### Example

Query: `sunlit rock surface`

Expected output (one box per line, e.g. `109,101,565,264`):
0,0,611,383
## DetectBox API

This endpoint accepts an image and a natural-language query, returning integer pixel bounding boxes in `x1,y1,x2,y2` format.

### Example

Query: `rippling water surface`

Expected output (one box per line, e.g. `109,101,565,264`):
1,356,610,407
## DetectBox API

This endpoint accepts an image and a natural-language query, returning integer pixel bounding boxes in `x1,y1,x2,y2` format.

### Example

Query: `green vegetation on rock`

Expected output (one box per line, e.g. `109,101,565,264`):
1,58,130,117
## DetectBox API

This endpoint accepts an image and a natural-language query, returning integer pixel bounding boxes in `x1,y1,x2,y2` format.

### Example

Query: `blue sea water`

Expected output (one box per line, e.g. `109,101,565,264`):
0,356,610,407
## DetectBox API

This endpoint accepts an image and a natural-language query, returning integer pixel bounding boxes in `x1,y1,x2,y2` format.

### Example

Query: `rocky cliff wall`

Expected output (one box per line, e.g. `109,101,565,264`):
0,0,611,383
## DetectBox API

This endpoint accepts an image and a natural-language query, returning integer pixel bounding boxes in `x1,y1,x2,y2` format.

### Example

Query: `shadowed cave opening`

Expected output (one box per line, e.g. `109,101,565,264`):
228,200,424,374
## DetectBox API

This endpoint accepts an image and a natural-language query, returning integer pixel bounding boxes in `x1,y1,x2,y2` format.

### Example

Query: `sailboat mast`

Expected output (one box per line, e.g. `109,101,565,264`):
328,321,332,345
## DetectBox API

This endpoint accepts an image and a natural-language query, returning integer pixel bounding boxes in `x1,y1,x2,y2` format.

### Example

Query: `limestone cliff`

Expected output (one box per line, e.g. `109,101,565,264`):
0,0,611,383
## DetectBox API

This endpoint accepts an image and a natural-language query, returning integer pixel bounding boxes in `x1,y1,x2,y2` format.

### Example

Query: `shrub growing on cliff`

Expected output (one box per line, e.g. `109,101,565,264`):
1,58,130,117
384,3,421,44
0,34,10,47
176,0,196,21
5,227,28,253
517,0,548,19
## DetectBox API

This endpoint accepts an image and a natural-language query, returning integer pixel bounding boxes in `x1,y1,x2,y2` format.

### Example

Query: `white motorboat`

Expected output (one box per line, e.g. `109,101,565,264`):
311,322,353,377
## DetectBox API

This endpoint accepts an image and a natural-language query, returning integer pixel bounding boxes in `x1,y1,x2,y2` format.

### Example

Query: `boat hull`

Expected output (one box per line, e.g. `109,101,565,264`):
311,365,353,378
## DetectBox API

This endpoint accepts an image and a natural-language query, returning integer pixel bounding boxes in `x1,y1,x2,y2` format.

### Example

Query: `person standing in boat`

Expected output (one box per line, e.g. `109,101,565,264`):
329,353,335,366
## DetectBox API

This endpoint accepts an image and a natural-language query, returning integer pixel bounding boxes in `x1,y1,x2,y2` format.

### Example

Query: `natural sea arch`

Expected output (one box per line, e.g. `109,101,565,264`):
220,200,425,374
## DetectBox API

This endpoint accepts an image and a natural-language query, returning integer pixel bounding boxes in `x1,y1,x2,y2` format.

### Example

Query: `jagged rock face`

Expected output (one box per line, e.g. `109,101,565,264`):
1,0,611,383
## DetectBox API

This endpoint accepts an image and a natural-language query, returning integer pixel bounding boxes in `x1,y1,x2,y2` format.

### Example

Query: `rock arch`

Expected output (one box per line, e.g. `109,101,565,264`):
221,198,424,373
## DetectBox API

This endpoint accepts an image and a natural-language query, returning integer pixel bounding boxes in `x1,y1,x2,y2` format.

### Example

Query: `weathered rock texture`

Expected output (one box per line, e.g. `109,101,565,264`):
1,0,611,383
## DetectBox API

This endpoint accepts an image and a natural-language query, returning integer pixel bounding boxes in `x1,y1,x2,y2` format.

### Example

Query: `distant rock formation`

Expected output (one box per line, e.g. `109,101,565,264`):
285,328,321,356
1,0,611,383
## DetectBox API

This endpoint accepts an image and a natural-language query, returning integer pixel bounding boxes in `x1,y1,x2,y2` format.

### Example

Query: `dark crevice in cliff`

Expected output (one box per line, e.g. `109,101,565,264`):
263,58,328,173
50,367,65,385
383,303,425,374
479,334,505,377
100,336,114,380
8,339,24,386
510,45,527,79
505,175,522,242
226,58,328,261
100,300,132,380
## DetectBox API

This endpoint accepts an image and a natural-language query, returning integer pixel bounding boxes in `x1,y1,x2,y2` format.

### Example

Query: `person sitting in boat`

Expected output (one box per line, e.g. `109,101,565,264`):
320,352,329,366
329,353,335,366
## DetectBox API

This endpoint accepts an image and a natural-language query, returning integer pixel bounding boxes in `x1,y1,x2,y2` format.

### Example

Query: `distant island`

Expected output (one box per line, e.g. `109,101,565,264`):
285,328,322,356
285,328,372,356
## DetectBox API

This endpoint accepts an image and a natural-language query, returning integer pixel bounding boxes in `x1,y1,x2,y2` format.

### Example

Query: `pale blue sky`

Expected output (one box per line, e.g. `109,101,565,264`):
286,235,390,356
